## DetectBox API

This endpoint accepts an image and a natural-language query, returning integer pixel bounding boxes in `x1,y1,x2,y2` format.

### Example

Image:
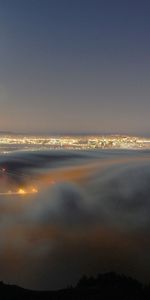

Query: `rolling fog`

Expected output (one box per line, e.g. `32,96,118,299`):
0,149,150,289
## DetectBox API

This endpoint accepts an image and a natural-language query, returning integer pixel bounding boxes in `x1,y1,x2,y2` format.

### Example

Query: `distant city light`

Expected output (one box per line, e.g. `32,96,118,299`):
17,188,26,195
0,134,149,152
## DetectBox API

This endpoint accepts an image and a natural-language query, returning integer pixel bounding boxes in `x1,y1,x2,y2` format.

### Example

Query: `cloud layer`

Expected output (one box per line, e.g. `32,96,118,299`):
0,150,150,289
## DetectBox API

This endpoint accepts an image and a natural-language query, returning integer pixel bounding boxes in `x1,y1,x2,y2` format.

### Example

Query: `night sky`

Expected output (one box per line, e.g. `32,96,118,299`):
0,0,150,135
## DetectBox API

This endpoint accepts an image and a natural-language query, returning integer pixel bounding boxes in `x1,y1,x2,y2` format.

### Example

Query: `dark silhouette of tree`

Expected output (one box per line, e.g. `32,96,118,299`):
0,272,149,299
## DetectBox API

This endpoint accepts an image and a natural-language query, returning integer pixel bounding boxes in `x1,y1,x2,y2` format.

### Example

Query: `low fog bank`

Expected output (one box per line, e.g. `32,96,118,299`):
0,150,150,289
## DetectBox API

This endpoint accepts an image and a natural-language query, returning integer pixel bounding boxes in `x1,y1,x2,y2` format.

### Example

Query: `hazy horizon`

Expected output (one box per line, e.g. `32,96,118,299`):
0,129,150,138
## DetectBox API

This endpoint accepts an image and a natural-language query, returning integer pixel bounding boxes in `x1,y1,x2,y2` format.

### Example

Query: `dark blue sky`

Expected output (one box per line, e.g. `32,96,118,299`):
0,0,150,135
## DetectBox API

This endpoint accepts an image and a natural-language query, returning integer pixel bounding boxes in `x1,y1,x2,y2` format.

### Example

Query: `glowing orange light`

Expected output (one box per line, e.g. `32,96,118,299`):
17,188,26,195
3,187,38,196
31,188,38,193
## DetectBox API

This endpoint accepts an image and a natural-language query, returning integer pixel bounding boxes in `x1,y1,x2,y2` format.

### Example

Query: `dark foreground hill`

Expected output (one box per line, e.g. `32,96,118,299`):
0,272,150,300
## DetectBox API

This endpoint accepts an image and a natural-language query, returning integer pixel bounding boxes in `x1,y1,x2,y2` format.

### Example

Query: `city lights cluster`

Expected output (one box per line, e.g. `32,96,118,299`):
0,134,149,151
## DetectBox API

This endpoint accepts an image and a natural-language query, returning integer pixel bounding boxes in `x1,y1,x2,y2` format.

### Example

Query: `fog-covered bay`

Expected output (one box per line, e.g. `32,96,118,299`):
0,149,150,289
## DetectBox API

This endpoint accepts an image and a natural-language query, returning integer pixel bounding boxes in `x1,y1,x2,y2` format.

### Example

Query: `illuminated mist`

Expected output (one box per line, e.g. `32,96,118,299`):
0,149,150,289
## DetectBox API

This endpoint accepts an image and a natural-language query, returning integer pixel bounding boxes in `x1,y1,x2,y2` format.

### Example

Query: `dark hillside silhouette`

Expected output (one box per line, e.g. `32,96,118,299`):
0,272,150,300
